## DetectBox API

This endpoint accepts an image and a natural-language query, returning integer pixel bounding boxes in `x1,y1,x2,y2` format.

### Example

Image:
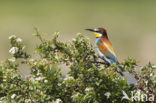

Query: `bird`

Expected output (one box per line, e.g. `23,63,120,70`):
85,28,124,76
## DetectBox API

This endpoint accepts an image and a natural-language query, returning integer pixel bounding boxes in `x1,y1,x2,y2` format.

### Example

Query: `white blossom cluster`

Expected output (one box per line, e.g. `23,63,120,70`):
0,96,7,102
9,35,23,42
104,92,111,99
35,77,45,81
63,76,74,81
16,38,22,42
11,94,16,99
9,35,16,40
8,57,16,62
85,87,94,92
9,47,19,54
55,98,62,103
29,59,38,66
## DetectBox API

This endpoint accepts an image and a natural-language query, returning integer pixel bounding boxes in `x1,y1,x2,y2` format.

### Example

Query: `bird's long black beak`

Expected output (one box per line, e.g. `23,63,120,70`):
85,29,95,32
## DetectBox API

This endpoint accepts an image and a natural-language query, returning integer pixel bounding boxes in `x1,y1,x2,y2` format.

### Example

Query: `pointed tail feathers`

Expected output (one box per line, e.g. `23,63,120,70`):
116,66,124,77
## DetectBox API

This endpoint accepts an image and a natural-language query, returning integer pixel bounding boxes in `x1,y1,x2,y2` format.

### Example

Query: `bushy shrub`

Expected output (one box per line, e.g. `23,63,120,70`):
0,29,155,103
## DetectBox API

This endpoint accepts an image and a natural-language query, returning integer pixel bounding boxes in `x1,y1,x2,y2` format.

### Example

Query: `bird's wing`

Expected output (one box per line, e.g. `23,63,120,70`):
98,39,118,64
101,38,116,56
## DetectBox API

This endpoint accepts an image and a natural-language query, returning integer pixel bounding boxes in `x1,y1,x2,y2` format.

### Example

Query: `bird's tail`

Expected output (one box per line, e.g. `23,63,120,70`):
116,66,124,77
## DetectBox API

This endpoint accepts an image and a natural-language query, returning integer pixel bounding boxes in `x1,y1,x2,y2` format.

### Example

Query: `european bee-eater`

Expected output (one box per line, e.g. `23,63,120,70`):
86,28,124,76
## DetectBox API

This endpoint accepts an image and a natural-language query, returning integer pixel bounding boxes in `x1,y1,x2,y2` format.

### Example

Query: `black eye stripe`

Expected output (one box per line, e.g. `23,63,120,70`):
95,31,102,33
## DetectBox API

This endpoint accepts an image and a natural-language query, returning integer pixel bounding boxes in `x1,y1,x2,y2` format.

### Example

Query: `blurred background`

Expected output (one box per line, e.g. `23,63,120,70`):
0,0,156,65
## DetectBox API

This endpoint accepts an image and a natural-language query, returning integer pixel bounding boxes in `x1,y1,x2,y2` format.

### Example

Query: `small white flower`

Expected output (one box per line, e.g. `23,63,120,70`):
11,94,16,99
0,96,6,101
136,89,141,95
56,98,62,103
9,47,19,54
64,76,74,81
58,83,62,86
104,92,111,99
72,38,76,41
33,62,37,65
16,38,22,42
152,65,156,68
8,57,16,62
145,80,148,86
25,99,31,102
29,59,34,62
35,77,44,81
9,35,16,40
85,87,93,92
150,73,153,76
44,80,48,83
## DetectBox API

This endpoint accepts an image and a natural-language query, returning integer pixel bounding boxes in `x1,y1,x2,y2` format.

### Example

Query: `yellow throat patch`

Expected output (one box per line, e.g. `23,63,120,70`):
94,33,101,38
